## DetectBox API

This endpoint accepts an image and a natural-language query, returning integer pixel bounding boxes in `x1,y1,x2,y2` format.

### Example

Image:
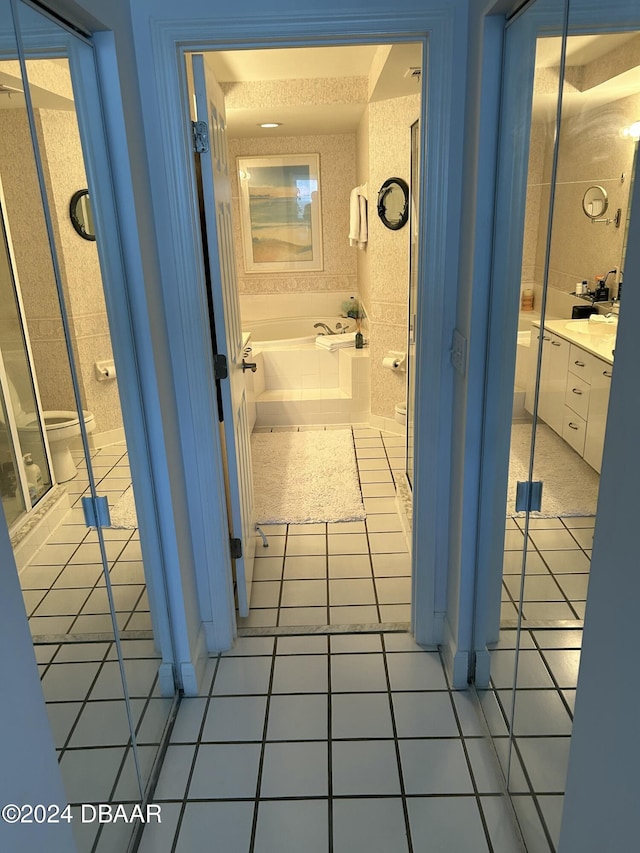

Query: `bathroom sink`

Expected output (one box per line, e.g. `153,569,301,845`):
564,319,616,334
564,320,590,333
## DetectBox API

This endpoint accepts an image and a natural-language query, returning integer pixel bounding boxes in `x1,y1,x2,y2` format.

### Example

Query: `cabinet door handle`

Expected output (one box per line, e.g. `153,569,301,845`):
603,370,613,378
551,340,562,347
542,335,551,341
568,422,580,431
574,360,585,367
572,388,583,395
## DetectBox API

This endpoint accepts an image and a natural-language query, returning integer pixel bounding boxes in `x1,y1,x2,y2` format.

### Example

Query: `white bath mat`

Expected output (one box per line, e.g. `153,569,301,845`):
507,423,600,517
109,488,138,529
251,429,366,524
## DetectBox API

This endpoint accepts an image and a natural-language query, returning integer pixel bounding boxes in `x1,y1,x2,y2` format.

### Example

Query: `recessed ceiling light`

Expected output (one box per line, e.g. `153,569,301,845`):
259,122,281,128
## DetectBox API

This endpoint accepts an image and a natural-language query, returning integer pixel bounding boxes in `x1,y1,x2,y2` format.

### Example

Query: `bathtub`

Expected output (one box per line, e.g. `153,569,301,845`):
241,315,369,427
243,316,356,349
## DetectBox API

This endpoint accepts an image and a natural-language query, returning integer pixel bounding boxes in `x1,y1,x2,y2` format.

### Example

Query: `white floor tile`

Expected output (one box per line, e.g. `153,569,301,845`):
188,743,261,798
280,579,326,607
267,694,328,740
408,797,489,852
283,555,326,579
400,739,474,794
330,605,380,625
175,802,253,853
260,741,328,797
332,740,400,794
329,578,376,606
202,695,268,741
333,798,409,853
271,654,328,694
332,692,393,739
254,800,328,853
328,554,372,578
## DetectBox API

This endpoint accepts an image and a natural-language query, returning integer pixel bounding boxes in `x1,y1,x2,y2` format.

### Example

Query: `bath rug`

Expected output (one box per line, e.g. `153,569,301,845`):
109,488,138,529
507,422,599,517
251,429,366,524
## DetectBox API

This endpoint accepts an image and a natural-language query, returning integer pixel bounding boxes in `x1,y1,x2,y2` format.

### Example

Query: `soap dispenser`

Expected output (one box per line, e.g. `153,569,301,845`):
594,276,609,302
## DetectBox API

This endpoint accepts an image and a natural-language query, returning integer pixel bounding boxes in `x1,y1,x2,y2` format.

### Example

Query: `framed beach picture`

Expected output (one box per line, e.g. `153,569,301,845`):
237,154,323,273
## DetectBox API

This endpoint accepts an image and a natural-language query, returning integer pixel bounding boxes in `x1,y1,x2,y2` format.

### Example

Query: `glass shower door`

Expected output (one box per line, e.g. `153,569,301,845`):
0,189,52,525
3,2,179,848
479,0,640,849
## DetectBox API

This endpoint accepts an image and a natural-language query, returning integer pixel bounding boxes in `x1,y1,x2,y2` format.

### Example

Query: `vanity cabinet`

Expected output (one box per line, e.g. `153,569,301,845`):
525,323,612,473
524,330,569,434
583,362,612,473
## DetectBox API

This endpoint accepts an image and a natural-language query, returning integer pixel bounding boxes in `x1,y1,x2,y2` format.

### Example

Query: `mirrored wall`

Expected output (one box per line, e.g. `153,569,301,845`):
477,0,640,849
1,4,178,850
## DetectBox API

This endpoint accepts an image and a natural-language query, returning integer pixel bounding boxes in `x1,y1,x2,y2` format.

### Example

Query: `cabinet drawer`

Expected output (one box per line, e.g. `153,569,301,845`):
568,345,593,384
564,373,590,420
562,408,586,456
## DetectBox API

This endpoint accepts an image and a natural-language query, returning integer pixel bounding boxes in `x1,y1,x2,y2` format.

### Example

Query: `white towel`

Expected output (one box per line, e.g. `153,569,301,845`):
349,186,368,249
315,332,357,352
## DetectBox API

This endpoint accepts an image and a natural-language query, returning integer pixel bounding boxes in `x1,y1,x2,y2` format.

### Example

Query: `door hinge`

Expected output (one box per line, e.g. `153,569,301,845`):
81,495,112,528
213,353,228,380
515,480,543,513
192,120,209,154
230,537,242,560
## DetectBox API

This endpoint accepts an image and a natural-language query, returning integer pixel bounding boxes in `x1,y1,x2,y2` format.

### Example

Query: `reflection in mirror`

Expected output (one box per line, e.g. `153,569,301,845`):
582,184,608,218
377,177,409,230
69,188,95,240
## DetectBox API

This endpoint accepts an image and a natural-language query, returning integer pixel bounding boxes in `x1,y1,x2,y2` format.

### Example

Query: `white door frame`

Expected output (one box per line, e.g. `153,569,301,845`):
146,8,464,652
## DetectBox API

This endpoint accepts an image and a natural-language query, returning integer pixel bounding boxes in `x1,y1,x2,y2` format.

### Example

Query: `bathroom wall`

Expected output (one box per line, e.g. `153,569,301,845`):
37,107,123,440
522,87,640,320
229,131,359,322
0,73,123,443
364,93,420,422
0,109,75,413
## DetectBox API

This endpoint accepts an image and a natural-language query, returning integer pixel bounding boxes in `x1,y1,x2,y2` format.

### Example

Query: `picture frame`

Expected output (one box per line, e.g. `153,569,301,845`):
237,154,323,273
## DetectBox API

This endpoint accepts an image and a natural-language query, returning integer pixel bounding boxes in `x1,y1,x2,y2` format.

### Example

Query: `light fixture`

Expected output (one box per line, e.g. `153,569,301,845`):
259,122,281,129
619,121,640,141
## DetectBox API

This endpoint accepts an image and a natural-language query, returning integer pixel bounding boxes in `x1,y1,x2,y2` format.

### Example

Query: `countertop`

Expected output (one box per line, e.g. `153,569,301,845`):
532,318,616,364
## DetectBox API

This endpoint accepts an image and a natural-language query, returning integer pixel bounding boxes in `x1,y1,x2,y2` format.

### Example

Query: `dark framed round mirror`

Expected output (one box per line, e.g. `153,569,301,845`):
377,177,409,230
69,189,95,241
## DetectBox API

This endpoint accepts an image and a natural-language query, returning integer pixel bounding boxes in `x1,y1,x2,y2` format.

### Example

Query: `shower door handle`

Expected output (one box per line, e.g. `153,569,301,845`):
241,359,257,373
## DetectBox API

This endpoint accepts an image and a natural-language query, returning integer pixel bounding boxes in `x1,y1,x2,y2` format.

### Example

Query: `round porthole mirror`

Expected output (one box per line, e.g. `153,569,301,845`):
69,189,96,241
582,185,608,220
377,177,409,230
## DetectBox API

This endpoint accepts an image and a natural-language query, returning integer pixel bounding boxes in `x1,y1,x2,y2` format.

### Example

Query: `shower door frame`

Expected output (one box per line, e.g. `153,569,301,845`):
0,176,54,521
474,0,640,677
0,0,178,689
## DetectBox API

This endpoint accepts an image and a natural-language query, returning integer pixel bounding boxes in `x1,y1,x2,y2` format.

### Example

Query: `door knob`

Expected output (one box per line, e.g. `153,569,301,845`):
241,359,257,373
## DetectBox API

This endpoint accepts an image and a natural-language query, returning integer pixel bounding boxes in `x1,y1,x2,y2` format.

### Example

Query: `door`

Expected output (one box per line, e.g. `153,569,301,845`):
476,0,640,848
191,53,256,616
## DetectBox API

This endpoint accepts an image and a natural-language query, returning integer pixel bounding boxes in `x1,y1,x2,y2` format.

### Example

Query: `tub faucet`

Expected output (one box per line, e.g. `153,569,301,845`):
314,322,336,335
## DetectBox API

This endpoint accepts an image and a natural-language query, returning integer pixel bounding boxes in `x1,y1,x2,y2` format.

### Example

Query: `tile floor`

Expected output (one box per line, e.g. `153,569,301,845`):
138,632,525,853
19,444,151,640
501,516,594,623
479,625,582,853
241,426,411,630
15,434,592,852
36,637,174,852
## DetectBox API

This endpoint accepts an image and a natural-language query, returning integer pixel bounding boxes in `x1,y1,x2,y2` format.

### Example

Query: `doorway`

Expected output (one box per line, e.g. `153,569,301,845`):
186,44,423,633
475,0,640,848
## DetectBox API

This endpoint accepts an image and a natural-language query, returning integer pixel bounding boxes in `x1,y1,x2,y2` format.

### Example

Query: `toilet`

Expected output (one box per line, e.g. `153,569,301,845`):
395,401,407,427
2,373,95,483
43,410,96,482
